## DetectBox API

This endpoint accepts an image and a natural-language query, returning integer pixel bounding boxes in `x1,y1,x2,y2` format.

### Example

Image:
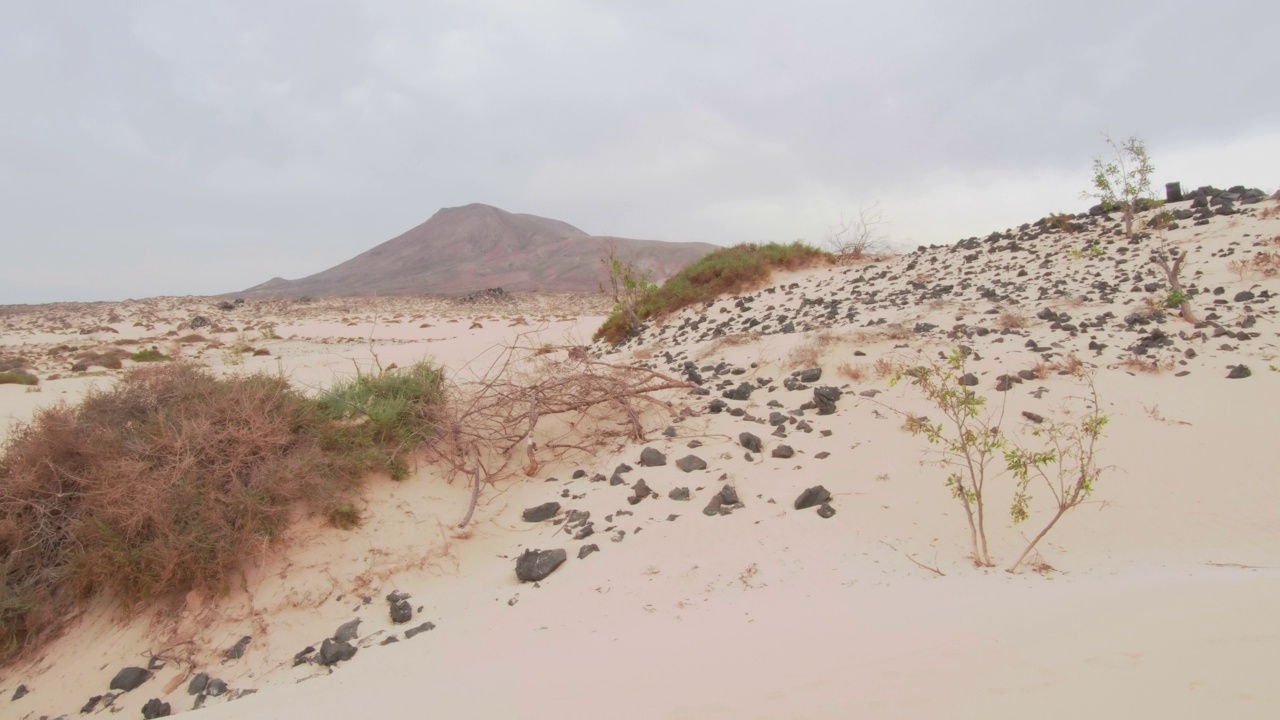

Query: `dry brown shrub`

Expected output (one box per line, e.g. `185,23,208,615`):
696,333,759,359
998,311,1029,329
0,364,404,662
1116,354,1169,374
788,340,822,369
838,361,866,382
1031,362,1051,380
874,357,897,378
1052,354,1085,375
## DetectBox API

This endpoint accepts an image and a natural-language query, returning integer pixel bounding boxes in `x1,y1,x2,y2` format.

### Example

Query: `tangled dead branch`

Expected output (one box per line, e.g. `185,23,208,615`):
432,337,693,527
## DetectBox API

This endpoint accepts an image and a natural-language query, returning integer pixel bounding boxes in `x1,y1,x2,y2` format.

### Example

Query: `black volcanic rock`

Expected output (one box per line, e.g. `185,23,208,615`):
515,548,567,582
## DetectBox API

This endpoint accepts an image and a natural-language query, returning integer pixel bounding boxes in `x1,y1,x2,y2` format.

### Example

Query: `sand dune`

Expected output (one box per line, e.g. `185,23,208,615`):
2,194,1278,719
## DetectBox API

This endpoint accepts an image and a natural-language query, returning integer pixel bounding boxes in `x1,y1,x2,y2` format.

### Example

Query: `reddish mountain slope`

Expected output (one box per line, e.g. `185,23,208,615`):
241,204,716,297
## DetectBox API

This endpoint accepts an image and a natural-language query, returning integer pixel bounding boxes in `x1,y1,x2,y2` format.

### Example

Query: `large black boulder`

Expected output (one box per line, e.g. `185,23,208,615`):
675,455,707,472
795,485,832,510
318,638,358,666
639,447,667,467
515,548,568,582
109,666,152,692
813,386,842,415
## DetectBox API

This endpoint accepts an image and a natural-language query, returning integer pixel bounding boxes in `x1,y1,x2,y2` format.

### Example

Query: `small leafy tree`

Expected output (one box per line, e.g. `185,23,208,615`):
600,243,657,337
1151,242,1197,323
1006,371,1108,573
1083,134,1156,237
892,349,1006,567
889,351,1111,572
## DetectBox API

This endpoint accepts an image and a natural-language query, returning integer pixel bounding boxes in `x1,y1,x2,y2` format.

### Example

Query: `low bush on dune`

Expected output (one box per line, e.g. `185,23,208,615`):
594,241,833,343
0,370,38,386
128,347,169,362
0,361,445,661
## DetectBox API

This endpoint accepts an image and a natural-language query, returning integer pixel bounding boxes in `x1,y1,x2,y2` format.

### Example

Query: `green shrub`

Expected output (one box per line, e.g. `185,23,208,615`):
1163,288,1187,309
0,371,37,386
128,347,168,363
594,241,832,343
318,361,446,471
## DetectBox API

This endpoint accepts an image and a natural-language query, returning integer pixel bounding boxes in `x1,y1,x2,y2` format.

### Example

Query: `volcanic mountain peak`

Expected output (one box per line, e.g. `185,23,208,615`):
242,204,714,297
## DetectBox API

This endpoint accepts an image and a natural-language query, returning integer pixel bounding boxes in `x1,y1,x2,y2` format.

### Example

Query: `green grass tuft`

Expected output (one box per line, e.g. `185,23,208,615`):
128,347,169,363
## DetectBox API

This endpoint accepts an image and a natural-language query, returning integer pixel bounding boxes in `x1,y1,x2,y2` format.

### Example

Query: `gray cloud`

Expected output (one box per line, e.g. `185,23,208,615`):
2,0,1277,302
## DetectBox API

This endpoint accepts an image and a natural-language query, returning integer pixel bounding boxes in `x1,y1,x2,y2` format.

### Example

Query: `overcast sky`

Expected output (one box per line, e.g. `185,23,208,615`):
2,1,1277,303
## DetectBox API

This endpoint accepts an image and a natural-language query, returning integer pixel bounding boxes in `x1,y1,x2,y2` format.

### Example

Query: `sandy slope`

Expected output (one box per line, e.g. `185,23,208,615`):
2,198,1279,719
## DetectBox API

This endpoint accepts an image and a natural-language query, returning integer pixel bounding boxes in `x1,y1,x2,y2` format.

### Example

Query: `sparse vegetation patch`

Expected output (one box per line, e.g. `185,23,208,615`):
0,361,445,661
594,241,832,343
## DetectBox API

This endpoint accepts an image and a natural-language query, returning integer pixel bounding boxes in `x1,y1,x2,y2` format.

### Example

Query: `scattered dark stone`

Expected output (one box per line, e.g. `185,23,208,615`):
817,503,836,519
814,451,830,459
317,638,358,666
333,618,361,643
795,485,832,510
390,599,413,624
521,501,561,522
639,447,667,467
147,656,165,671
796,367,822,383
206,678,227,697
662,426,677,438
960,372,978,386
723,382,754,401
590,473,607,483
81,695,103,714
668,487,690,501
1227,365,1251,379
189,316,211,329
515,548,568,582
404,622,436,639
1233,290,1255,302
292,646,316,666
703,485,744,516
771,445,794,459
224,635,252,660
11,684,26,701
1021,411,1044,424
739,432,762,453
141,698,171,718
632,478,653,502
709,399,729,413
572,469,587,479
187,672,210,696
380,636,400,646
675,455,707,472
109,666,152,692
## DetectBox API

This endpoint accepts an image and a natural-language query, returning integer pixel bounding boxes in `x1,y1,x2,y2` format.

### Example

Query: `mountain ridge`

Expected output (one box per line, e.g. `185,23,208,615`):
240,204,716,297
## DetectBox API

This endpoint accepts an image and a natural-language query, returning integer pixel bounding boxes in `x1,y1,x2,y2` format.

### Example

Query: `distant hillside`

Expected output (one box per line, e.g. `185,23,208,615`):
240,204,717,297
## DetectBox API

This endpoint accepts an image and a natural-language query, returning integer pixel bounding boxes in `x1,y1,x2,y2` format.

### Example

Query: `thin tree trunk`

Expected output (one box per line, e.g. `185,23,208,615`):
1008,506,1068,573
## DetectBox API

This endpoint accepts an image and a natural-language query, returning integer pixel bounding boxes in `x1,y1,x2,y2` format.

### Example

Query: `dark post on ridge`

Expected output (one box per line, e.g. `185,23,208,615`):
1165,181,1183,203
